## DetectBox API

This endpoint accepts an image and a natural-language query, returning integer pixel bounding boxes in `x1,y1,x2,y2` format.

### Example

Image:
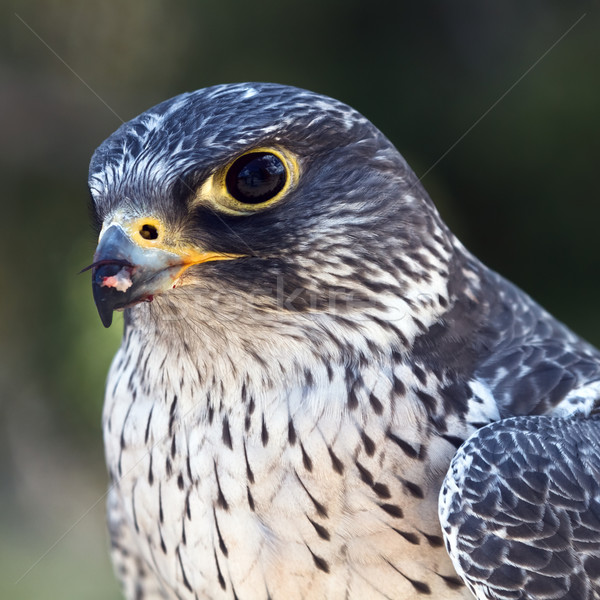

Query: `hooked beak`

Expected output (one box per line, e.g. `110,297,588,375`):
87,223,240,328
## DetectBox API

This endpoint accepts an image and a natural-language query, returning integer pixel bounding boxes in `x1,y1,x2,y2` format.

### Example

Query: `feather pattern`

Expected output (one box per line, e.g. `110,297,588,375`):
88,83,600,600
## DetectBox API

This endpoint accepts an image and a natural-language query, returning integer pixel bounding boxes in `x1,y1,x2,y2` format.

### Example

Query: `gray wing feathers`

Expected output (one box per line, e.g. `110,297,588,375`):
473,271,600,419
440,416,600,600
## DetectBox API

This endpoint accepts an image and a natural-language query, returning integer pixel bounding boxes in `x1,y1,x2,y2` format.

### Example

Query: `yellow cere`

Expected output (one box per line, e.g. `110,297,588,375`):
123,216,164,248
123,216,243,280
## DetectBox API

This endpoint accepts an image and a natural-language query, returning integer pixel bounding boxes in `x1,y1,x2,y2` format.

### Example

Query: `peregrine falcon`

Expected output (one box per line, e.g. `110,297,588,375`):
87,83,600,600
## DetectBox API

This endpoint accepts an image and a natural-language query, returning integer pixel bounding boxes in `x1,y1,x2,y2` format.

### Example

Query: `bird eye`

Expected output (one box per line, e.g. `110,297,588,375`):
225,152,287,204
191,147,298,215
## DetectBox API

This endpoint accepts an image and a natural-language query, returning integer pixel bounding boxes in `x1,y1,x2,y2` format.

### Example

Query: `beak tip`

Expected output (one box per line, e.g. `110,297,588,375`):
99,308,114,328
92,284,116,328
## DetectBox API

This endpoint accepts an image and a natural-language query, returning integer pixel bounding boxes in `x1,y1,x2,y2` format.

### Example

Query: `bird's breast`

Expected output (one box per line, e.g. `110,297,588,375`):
103,341,474,599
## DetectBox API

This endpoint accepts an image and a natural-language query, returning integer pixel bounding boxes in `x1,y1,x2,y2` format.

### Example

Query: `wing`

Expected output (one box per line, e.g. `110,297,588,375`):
439,415,600,600
472,271,600,419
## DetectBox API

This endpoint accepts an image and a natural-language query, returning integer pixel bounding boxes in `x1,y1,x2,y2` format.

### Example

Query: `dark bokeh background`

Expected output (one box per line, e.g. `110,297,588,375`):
1,1,598,598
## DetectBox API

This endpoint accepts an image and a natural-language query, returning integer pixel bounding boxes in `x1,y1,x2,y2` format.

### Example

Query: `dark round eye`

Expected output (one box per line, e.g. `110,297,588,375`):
225,152,287,204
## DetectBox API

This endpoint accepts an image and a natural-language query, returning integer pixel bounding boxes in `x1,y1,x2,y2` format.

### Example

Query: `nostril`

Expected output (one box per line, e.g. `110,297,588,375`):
140,224,159,240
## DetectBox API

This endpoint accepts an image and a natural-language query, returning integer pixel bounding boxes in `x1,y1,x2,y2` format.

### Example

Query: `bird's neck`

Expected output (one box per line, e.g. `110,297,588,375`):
120,246,485,420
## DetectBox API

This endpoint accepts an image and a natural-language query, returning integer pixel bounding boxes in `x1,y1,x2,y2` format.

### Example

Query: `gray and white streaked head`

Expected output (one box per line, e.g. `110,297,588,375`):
88,82,455,356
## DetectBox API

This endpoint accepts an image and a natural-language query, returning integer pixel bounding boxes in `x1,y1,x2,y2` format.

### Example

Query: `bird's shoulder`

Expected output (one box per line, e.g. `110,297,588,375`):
459,263,600,419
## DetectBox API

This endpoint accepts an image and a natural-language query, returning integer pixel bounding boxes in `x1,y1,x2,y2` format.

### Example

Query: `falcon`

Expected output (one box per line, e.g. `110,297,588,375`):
87,83,600,600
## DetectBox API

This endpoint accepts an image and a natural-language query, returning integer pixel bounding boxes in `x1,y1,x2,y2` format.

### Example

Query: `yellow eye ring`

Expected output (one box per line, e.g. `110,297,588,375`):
193,147,300,215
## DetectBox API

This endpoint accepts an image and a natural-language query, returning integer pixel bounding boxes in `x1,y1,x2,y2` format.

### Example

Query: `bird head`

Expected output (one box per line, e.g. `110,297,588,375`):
88,83,455,356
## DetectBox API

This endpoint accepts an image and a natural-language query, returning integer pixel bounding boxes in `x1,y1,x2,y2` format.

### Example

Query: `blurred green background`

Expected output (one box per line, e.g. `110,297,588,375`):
1,1,599,598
